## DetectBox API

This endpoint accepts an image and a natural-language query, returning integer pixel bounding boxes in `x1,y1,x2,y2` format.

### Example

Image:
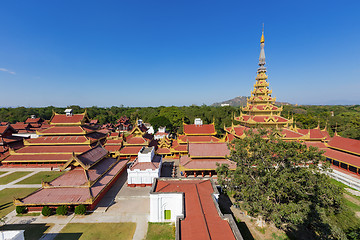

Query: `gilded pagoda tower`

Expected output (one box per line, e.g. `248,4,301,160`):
234,29,292,128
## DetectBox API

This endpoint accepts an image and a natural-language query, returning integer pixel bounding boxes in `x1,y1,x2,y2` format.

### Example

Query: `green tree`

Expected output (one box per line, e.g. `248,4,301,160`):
217,128,346,239
150,116,172,132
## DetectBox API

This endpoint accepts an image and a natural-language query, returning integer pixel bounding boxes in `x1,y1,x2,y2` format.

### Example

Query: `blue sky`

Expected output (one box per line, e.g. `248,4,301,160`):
0,0,359,107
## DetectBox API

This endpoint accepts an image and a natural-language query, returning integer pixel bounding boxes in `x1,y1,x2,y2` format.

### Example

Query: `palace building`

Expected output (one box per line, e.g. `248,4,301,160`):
2,109,106,167
14,145,128,211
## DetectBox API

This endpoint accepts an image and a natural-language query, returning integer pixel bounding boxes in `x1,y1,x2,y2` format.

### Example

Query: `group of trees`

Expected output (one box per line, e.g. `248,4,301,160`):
0,104,359,139
282,105,360,140
217,128,360,239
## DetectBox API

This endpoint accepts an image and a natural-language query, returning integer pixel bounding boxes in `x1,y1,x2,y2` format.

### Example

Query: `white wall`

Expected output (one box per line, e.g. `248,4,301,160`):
0,230,25,240
138,148,155,163
127,167,161,185
150,193,183,222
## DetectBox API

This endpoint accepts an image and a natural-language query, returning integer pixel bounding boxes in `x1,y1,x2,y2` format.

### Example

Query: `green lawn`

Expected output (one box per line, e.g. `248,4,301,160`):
146,222,175,240
0,172,31,185
54,223,136,240
16,171,64,184
0,172,7,176
0,223,53,240
0,188,38,218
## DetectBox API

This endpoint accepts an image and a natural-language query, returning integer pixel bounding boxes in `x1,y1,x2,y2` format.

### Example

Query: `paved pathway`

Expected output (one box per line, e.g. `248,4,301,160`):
0,170,41,191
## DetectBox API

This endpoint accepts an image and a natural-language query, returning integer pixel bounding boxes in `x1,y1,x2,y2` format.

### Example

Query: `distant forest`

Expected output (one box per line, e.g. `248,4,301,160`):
0,104,359,139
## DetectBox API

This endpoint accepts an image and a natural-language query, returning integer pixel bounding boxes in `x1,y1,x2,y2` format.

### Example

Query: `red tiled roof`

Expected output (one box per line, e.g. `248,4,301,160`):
280,128,304,138
297,128,325,139
324,148,360,168
126,135,149,145
90,159,128,197
180,156,236,170
51,114,85,124
106,139,123,144
15,145,91,154
304,142,327,149
11,123,30,130
21,187,91,205
3,154,72,162
327,135,360,155
155,180,236,240
189,142,229,157
104,145,121,152
119,146,143,155
25,118,41,124
76,145,108,166
38,126,86,135
178,135,221,143
130,156,161,170
157,147,171,154
183,124,216,135
26,136,89,144
20,159,128,205
172,144,188,152
0,125,16,135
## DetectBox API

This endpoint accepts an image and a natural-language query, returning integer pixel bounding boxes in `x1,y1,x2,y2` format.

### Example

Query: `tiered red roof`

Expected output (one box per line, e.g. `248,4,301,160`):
154,179,237,240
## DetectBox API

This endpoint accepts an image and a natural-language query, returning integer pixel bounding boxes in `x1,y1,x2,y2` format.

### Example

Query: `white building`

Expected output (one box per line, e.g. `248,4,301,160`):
127,147,162,187
149,192,183,222
154,127,169,140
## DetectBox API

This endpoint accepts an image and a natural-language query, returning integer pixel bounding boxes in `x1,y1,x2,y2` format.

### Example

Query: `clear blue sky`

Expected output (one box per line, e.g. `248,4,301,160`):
1,0,359,107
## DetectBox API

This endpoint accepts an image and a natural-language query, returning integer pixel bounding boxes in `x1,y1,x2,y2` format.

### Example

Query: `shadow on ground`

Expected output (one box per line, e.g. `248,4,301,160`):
93,169,128,209
161,161,174,177
0,223,51,240
218,193,254,240
52,232,83,240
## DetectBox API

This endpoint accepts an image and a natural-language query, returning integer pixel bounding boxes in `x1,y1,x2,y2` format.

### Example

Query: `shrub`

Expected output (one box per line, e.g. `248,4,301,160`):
16,206,27,214
74,204,86,215
42,206,52,216
56,205,68,215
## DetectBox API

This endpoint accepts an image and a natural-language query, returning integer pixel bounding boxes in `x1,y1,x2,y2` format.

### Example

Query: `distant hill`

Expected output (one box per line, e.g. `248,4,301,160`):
212,96,291,107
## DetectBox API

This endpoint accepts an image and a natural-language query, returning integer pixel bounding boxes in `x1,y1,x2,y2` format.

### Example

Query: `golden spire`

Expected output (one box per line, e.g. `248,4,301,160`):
260,23,265,43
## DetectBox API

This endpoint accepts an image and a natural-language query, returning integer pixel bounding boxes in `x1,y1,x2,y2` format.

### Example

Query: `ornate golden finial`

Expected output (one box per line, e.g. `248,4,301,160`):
260,23,265,43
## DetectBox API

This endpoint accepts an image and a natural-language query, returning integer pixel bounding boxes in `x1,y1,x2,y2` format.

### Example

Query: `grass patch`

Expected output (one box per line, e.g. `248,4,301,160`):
146,222,175,240
55,222,136,240
0,172,31,185
0,188,38,218
0,172,7,176
17,212,40,217
0,223,53,240
16,171,64,185
344,198,360,212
